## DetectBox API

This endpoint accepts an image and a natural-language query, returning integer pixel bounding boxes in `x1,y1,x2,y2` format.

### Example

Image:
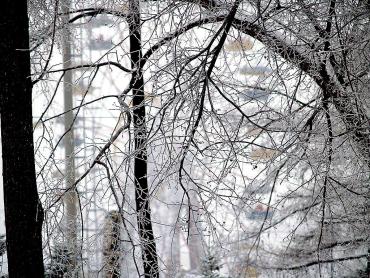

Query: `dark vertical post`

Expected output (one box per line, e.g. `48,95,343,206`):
127,0,159,276
0,0,45,276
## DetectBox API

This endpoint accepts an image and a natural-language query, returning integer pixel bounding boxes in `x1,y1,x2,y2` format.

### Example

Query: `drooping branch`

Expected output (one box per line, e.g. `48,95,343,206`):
271,254,367,271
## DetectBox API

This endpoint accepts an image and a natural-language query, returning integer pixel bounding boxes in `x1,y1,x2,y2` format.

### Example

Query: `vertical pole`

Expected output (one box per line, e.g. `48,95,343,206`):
188,214,202,271
61,0,78,274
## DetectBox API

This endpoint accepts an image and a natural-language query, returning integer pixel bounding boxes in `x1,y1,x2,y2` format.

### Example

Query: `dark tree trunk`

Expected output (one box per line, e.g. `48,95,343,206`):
128,0,159,276
0,1,45,276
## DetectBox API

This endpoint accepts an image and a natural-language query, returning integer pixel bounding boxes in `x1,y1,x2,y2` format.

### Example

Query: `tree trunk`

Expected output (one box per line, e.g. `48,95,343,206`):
103,211,121,278
0,0,45,276
61,0,78,274
188,192,203,272
128,0,159,276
